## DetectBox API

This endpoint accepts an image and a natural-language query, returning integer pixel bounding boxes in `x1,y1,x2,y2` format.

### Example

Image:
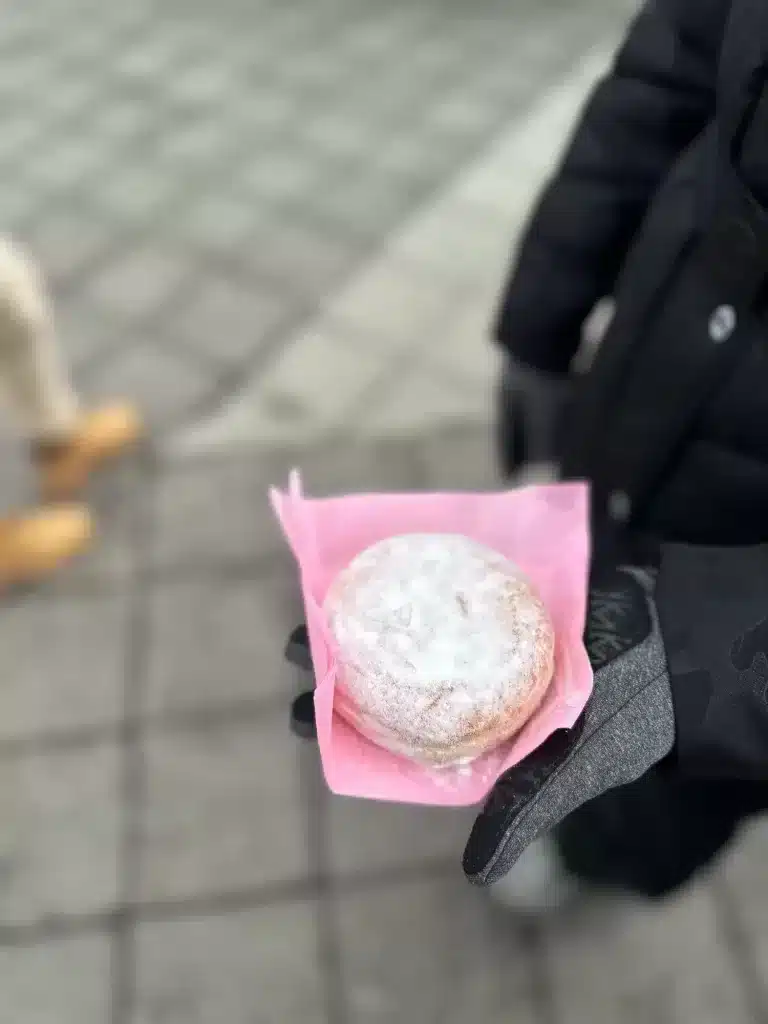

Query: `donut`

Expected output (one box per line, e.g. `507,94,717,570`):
323,533,555,768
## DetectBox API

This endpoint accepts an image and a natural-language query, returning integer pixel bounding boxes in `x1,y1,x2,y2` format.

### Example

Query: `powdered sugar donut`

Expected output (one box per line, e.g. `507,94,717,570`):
323,533,555,768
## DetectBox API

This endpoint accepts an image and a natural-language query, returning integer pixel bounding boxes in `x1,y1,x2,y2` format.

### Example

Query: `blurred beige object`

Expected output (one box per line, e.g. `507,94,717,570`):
0,236,80,439
37,403,142,501
0,236,142,583
0,236,142,495
0,504,93,588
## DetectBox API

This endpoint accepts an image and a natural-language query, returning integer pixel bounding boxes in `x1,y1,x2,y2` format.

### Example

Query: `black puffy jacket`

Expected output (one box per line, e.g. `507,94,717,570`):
496,0,768,782
496,0,768,546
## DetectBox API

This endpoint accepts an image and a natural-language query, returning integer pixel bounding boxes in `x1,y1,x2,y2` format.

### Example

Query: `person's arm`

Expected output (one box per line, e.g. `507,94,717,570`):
495,0,730,375
465,542,768,885
659,543,768,780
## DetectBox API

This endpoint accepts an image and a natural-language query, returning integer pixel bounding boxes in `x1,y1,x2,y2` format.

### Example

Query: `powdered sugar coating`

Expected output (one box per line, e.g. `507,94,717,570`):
324,533,555,767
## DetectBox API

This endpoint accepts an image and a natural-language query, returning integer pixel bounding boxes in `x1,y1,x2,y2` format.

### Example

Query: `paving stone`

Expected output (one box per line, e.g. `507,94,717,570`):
174,191,263,255
85,97,154,145
239,215,364,299
36,77,98,122
328,795,473,877
133,903,325,1024
336,877,539,1023
295,435,424,495
151,454,284,568
256,324,393,434
56,31,110,69
23,135,112,194
336,18,412,61
0,183,41,231
0,592,127,742
163,387,324,452
337,74,429,132
114,37,182,81
236,145,329,207
375,133,462,183
226,90,300,134
164,60,241,108
389,199,511,284
144,568,302,716
55,294,124,369
151,116,242,172
24,213,114,286
0,117,46,163
305,171,424,240
407,34,469,77
0,935,112,1024
83,246,194,322
543,880,753,1024
452,152,542,223
295,111,382,161
424,93,500,142
323,259,454,346
166,275,292,365
275,50,350,94
418,425,500,492
81,341,212,430
362,359,487,436
138,711,309,902
0,741,120,925
90,164,179,224
428,303,502,386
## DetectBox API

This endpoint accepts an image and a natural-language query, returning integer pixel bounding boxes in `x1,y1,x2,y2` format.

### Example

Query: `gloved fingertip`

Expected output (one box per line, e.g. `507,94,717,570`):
461,815,500,884
290,690,317,739
462,854,490,886
285,625,312,670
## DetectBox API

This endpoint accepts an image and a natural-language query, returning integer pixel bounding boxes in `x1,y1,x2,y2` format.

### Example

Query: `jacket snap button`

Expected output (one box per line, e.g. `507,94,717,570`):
709,305,736,343
608,490,632,523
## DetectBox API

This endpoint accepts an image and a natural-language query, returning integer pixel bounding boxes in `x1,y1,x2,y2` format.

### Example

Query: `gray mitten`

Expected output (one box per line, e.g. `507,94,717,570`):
286,565,676,888
464,566,675,885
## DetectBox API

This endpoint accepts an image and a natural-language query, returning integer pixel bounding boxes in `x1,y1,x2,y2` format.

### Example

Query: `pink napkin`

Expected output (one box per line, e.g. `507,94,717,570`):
270,472,592,807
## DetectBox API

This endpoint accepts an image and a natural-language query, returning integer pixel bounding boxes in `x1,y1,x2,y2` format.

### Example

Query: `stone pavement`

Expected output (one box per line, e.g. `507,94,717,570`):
2,431,768,1024
4,0,768,1021
2,0,632,444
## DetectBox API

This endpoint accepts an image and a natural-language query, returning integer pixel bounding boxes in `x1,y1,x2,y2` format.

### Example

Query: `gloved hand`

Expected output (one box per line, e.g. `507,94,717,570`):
286,563,675,886
496,354,572,477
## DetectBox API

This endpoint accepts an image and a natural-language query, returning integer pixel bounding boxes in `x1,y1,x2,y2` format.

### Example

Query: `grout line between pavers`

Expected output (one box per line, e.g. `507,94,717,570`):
526,921,561,1024
0,857,459,950
109,445,155,1024
0,694,290,762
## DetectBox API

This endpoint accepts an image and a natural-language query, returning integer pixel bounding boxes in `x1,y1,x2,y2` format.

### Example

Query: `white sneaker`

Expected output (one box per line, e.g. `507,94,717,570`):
488,835,580,914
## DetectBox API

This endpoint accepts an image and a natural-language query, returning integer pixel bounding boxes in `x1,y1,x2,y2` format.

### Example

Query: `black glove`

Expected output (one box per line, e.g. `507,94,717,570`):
286,563,675,885
496,354,572,477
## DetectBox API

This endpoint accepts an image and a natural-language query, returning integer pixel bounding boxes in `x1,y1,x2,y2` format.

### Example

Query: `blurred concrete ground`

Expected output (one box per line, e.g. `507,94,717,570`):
3,0,768,1022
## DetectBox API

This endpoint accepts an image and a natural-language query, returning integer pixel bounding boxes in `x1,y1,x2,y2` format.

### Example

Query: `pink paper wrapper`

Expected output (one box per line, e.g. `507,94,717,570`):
270,471,592,807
